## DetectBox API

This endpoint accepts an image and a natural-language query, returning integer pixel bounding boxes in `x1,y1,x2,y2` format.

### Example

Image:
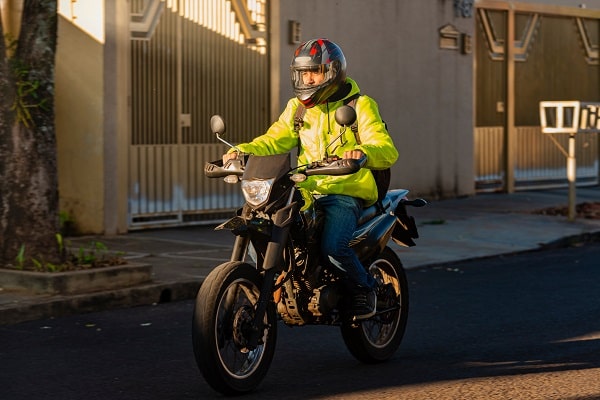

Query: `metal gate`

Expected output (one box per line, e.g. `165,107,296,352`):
474,5,599,192
128,0,269,229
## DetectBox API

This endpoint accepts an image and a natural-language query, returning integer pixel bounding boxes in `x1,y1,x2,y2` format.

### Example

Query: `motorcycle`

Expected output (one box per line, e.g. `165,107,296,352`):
192,106,426,395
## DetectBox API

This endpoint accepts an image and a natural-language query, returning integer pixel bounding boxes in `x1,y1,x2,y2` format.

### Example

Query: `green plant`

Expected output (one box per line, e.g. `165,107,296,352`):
59,211,77,236
30,257,62,273
56,233,64,254
15,245,26,270
11,236,123,272
31,258,43,272
76,241,109,265
3,32,17,56
9,60,48,128
45,262,60,273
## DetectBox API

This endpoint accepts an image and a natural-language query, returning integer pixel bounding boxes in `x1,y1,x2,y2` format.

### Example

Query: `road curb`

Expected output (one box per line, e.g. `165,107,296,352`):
0,280,201,326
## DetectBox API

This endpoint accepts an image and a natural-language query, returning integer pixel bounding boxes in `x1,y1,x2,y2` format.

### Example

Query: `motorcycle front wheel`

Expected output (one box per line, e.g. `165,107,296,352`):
340,246,409,363
192,261,277,395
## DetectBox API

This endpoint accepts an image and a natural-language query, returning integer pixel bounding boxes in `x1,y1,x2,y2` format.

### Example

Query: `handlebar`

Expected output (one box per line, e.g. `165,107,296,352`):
204,155,367,179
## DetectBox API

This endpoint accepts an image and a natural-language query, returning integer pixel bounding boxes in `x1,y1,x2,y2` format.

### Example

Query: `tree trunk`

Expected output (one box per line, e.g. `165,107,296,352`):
0,0,60,267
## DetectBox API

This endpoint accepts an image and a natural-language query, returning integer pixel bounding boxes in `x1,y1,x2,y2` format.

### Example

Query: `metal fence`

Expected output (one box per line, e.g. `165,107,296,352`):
475,126,599,192
128,0,269,229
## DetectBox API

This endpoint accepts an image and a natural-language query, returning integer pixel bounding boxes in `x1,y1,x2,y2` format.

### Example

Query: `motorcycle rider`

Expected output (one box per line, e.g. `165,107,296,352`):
222,38,398,319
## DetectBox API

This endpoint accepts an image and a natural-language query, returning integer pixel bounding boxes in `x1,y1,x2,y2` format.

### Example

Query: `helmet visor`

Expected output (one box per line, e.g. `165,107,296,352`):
291,64,335,90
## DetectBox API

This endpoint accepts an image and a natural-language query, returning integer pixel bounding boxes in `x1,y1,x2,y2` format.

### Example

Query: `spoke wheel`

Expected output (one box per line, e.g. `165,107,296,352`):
192,262,277,395
340,247,409,363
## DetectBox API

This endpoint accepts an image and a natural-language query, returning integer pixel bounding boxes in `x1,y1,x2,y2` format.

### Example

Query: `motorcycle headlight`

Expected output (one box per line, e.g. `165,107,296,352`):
241,178,274,207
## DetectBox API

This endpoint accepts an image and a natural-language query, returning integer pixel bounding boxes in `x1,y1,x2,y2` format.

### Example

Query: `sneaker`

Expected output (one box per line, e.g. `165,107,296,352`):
350,289,377,320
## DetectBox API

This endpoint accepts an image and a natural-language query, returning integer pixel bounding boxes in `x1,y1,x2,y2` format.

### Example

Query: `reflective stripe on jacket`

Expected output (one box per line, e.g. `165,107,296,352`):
233,78,398,206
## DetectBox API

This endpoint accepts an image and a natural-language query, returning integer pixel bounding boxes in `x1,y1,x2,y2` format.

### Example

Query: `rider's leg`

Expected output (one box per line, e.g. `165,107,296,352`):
316,194,377,319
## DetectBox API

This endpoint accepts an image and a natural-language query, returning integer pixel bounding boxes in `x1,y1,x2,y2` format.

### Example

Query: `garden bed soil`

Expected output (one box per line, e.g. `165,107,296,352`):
533,202,600,220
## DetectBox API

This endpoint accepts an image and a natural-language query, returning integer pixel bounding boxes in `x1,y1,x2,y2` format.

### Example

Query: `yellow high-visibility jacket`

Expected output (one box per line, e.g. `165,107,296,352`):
232,78,398,206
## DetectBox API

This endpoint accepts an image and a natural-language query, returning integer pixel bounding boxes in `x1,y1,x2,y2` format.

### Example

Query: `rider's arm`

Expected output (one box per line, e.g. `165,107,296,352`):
352,95,398,170
229,99,300,157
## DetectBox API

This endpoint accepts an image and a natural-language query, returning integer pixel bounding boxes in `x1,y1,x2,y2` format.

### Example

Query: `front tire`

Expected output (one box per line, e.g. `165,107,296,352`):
340,246,409,363
192,261,277,395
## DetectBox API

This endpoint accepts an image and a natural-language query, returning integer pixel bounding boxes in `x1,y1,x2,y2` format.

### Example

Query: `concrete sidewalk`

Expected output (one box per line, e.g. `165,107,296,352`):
1,187,599,325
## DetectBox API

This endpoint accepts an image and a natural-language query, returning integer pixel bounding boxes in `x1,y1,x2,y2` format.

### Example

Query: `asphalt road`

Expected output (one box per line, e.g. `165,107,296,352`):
1,243,599,400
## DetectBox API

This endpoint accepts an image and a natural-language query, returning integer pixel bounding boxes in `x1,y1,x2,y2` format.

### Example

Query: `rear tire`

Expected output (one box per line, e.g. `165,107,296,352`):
192,262,277,395
340,246,409,363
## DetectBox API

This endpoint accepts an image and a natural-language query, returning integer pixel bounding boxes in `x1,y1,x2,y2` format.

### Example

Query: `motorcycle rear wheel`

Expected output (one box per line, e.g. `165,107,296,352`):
192,261,277,395
340,246,409,363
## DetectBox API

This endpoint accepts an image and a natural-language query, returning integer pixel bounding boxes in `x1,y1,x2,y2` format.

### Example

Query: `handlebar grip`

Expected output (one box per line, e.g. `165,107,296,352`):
204,159,244,178
305,158,362,176
204,162,224,178
402,198,428,207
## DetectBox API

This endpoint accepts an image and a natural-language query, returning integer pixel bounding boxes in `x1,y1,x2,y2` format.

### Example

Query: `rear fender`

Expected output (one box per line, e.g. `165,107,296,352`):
391,213,419,247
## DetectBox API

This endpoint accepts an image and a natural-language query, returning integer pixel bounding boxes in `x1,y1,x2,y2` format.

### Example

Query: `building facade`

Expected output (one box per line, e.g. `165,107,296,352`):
54,0,600,234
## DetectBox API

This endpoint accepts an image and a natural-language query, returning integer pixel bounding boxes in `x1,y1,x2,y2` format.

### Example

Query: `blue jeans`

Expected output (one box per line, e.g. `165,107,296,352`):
315,194,376,292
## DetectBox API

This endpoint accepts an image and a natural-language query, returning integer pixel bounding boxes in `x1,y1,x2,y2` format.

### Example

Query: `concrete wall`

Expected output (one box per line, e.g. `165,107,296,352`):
102,0,129,235
55,15,105,233
55,0,128,235
272,0,600,198
274,0,475,199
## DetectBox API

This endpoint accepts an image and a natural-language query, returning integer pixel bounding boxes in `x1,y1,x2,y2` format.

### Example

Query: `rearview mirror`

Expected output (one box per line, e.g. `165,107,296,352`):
334,105,357,127
210,115,226,136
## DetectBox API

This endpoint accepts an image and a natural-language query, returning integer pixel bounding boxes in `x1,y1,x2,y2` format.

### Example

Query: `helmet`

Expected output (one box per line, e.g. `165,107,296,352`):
290,39,347,108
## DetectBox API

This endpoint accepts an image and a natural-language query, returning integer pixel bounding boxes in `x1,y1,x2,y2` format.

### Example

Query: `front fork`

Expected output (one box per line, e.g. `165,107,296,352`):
240,200,299,349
